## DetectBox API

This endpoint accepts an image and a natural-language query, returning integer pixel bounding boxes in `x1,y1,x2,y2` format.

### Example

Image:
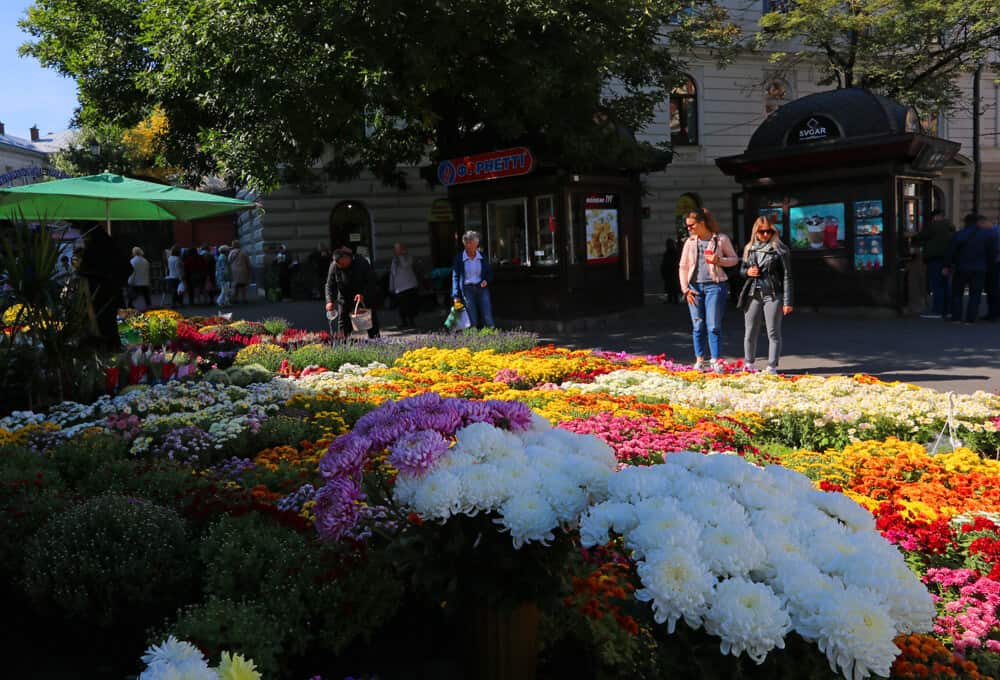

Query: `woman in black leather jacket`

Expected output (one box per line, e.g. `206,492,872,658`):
738,217,793,374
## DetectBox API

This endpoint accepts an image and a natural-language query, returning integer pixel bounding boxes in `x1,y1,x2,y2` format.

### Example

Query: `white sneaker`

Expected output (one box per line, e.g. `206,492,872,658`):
766,366,778,375
693,358,706,371
712,359,725,374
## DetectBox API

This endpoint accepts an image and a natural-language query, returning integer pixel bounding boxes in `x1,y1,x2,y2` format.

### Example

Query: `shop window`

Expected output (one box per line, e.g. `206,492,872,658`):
486,198,528,266
764,78,789,116
530,195,559,265
670,77,699,146
329,201,373,258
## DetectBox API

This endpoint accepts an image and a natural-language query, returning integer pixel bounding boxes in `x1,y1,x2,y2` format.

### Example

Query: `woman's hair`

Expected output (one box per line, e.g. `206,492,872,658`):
462,230,480,244
170,245,180,256
132,246,144,257
686,208,721,234
231,239,241,248
744,216,785,256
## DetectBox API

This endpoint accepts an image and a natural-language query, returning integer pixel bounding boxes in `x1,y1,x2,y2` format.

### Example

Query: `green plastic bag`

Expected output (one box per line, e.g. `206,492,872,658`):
444,306,471,331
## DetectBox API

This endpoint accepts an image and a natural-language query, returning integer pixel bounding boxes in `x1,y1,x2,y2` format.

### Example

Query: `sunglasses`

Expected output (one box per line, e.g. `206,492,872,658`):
757,229,774,236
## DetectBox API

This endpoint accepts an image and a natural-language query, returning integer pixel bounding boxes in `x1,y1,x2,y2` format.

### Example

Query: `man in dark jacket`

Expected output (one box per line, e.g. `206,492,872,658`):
911,209,954,318
78,226,131,351
325,247,380,339
944,214,998,323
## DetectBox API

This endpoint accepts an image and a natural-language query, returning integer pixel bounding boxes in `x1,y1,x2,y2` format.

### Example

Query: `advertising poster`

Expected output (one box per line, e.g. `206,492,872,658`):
585,193,620,264
789,202,846,249
854,200,885,271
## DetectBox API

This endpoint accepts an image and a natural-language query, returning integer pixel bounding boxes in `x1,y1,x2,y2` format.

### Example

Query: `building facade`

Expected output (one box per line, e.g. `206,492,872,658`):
251,1,1000,299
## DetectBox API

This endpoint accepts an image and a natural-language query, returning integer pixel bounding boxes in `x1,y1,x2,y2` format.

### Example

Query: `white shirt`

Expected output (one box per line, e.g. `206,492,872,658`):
167,254,184,279
390,254,419,293
129,256,151,286
462,250,483,285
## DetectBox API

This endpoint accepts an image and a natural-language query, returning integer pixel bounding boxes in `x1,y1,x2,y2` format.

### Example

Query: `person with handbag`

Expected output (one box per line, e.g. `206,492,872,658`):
738,217,793,375
678,208,739,373
451,230,495,328
325,247,380,339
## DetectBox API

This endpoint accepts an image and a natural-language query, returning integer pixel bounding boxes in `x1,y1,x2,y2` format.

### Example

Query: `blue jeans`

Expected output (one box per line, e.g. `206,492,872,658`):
951,271,985,322
462,283,494,328
925,257,950,316
688,281,727,360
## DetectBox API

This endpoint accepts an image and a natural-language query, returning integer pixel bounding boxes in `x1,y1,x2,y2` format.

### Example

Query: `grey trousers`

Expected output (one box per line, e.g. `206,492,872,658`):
743,294,783,368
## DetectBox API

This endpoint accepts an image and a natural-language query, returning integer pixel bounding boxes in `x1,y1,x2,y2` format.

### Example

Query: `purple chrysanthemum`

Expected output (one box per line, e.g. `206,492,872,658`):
314,476,365,541
461,401,496,426
320,433,371,479
387,429,450,476
485,400,533,431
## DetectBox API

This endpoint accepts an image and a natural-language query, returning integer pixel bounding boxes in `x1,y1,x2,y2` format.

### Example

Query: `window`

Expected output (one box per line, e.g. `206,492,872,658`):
920,111,942,137
669,77,698,146
486,198,528,266
763,0,795,13
530,195,559,265
764,78,789,116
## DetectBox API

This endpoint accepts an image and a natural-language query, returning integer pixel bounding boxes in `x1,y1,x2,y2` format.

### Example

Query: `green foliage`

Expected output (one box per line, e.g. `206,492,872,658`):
225,363,274,387
202,368,231,384
756,0,1000,113
22,494,193,628
47,433,130,485
20,0,739,190
290,342,388,371
250,415,318,451
261,317,290,335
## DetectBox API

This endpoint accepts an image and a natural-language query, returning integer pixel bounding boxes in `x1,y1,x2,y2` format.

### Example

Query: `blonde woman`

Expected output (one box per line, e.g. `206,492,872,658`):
737,217,793,374
678,208,740,372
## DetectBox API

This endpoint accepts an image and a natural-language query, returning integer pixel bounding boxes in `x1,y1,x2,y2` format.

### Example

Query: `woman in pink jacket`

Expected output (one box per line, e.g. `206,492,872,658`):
678,208,740,372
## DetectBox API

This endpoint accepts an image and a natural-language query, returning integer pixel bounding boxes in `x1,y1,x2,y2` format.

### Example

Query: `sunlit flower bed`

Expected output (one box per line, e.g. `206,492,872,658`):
2,340,999,679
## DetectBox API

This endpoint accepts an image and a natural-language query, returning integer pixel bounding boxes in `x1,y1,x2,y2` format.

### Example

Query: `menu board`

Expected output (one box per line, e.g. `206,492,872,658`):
790,203,846,249
854,199,885,271
585,193,620,264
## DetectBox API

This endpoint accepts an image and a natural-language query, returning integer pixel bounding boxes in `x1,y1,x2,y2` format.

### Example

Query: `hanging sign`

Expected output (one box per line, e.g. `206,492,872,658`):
0,166,71,187
789,116,840,145
437,147,533,186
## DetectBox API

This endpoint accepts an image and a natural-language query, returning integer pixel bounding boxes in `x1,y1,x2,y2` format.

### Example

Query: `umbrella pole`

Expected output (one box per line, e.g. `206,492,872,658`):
105,199,111,235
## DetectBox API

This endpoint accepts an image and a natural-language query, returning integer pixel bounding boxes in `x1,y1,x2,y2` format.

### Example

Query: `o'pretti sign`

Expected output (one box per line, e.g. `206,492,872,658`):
437,147,534,186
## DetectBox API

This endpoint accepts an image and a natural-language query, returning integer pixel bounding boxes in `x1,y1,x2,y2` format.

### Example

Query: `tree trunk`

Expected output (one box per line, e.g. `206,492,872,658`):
972,63,983,214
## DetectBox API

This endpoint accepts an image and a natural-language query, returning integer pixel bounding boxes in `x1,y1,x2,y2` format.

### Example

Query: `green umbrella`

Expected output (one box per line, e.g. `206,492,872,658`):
0,172,257,233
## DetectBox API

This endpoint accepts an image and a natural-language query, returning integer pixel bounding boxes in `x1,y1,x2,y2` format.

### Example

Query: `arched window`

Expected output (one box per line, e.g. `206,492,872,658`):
764,78,790,116
669,76,699,147
329,201,374,261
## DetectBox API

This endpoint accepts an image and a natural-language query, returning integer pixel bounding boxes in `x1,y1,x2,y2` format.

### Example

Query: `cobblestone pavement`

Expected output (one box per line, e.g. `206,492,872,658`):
180,296,1000,395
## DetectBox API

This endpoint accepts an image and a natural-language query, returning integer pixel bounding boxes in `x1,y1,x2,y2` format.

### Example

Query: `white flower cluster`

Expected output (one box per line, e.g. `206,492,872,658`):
139,636,214,680
580,452,935,680
393,419,617,549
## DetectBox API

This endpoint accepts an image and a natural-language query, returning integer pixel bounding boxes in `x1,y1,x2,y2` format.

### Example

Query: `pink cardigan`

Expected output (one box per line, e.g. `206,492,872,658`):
678,233,740,293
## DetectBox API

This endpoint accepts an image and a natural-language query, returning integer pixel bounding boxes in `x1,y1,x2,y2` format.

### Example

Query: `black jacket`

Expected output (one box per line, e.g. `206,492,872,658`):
738,242,793,308
325,256,377,309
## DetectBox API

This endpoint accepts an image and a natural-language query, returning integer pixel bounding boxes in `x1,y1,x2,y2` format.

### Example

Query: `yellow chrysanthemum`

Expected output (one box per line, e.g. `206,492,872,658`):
216,651,262,680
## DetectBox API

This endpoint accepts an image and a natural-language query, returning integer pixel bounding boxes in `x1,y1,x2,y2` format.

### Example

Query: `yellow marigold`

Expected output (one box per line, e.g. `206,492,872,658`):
234,343,287,366
936,448,1000,475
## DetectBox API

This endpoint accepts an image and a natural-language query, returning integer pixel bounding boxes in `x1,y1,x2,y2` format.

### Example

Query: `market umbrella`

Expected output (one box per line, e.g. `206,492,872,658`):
0,172,257,233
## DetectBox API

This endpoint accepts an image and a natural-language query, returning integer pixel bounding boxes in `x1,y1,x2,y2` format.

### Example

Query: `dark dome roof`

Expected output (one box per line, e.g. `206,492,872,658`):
747,88,912,151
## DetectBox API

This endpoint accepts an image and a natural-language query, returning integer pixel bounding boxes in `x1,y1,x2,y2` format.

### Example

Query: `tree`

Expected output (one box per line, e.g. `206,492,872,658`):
755,0,1000,114
20,0,739,191
49,110,171,180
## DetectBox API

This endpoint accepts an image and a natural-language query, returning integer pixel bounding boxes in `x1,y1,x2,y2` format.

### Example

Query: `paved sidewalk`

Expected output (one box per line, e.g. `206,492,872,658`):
182,298,1000,394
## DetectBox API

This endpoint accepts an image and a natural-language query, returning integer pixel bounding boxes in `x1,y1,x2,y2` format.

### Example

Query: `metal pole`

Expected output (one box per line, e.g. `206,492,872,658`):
973,63,983,214
105,198,111,235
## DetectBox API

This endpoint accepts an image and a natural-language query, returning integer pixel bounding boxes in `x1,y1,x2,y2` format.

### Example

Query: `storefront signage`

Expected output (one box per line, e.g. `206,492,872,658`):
437,147,533,186
427,199,455,222
585,193,619,264
789,116,840,145
0,166,71,187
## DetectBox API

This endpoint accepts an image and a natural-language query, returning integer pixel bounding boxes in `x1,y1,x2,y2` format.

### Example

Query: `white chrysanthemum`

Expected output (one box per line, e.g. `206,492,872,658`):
770,561,843,639
607,465,673,503
733,479,785,511
579,501,638,547
433,450,476,471
453,463,507,515
635,547,715,633
698,453,754,486
699,525,767,577
753,527,808,581
807,489,877,533
497,492,558,548
813,586,900,680
139,637,214,680
454,422,523,462
524,447,572,477
762,465,817,498
528,411,553,432
539,471,588,523
681,489,749,527
521,428,571,454
570,432,617,467
493,456,542,493
627,509,701,560
393,472,421,506
667,450,710,472
570,457,615,498
411,468,463,520
140,662,216,680
704,578,791,664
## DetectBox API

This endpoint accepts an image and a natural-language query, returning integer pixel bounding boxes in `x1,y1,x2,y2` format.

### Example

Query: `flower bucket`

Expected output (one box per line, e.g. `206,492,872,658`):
349,300,373,332
469,601,538,680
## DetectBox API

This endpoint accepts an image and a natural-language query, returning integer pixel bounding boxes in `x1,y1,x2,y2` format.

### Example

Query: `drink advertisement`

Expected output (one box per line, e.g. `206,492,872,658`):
585,193,620,264
789,203,846,250
854,200,885,271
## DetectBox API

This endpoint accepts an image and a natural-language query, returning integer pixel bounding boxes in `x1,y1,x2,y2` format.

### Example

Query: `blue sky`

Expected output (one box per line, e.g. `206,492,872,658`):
0,1,80,138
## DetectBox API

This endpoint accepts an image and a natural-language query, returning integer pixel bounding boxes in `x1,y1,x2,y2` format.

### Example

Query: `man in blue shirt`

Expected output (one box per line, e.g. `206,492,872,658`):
944,214,998,323
451,230,495,328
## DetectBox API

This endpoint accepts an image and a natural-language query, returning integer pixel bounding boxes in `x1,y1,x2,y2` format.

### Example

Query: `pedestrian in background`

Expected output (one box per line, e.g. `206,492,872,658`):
182,247,205,305
911,209,954,318
390,242,421,328
127,246,152,310
660,237,682,304
325,247,380,339
229,239,251,303
678,208,739,373
165,245,184,308
944,213,998,323
738,217,793,375
215,245,232,307
452,230,494,329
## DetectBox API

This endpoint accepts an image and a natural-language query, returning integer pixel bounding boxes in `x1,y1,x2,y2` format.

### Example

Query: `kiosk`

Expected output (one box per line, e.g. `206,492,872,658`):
716,88,959,311
431,146,660,319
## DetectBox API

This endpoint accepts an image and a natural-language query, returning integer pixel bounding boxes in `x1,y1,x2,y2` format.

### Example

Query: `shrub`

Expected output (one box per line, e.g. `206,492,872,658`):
251,415,317,451
261,317,290,336
234,343,288,372
48,432,129,485
22,494,193,628
202,368,231,384
290,342,390,371
226,364,274,387
229,320,267,336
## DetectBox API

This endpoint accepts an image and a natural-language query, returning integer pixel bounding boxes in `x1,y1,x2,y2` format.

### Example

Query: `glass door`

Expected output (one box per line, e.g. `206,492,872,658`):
486,198,529,266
